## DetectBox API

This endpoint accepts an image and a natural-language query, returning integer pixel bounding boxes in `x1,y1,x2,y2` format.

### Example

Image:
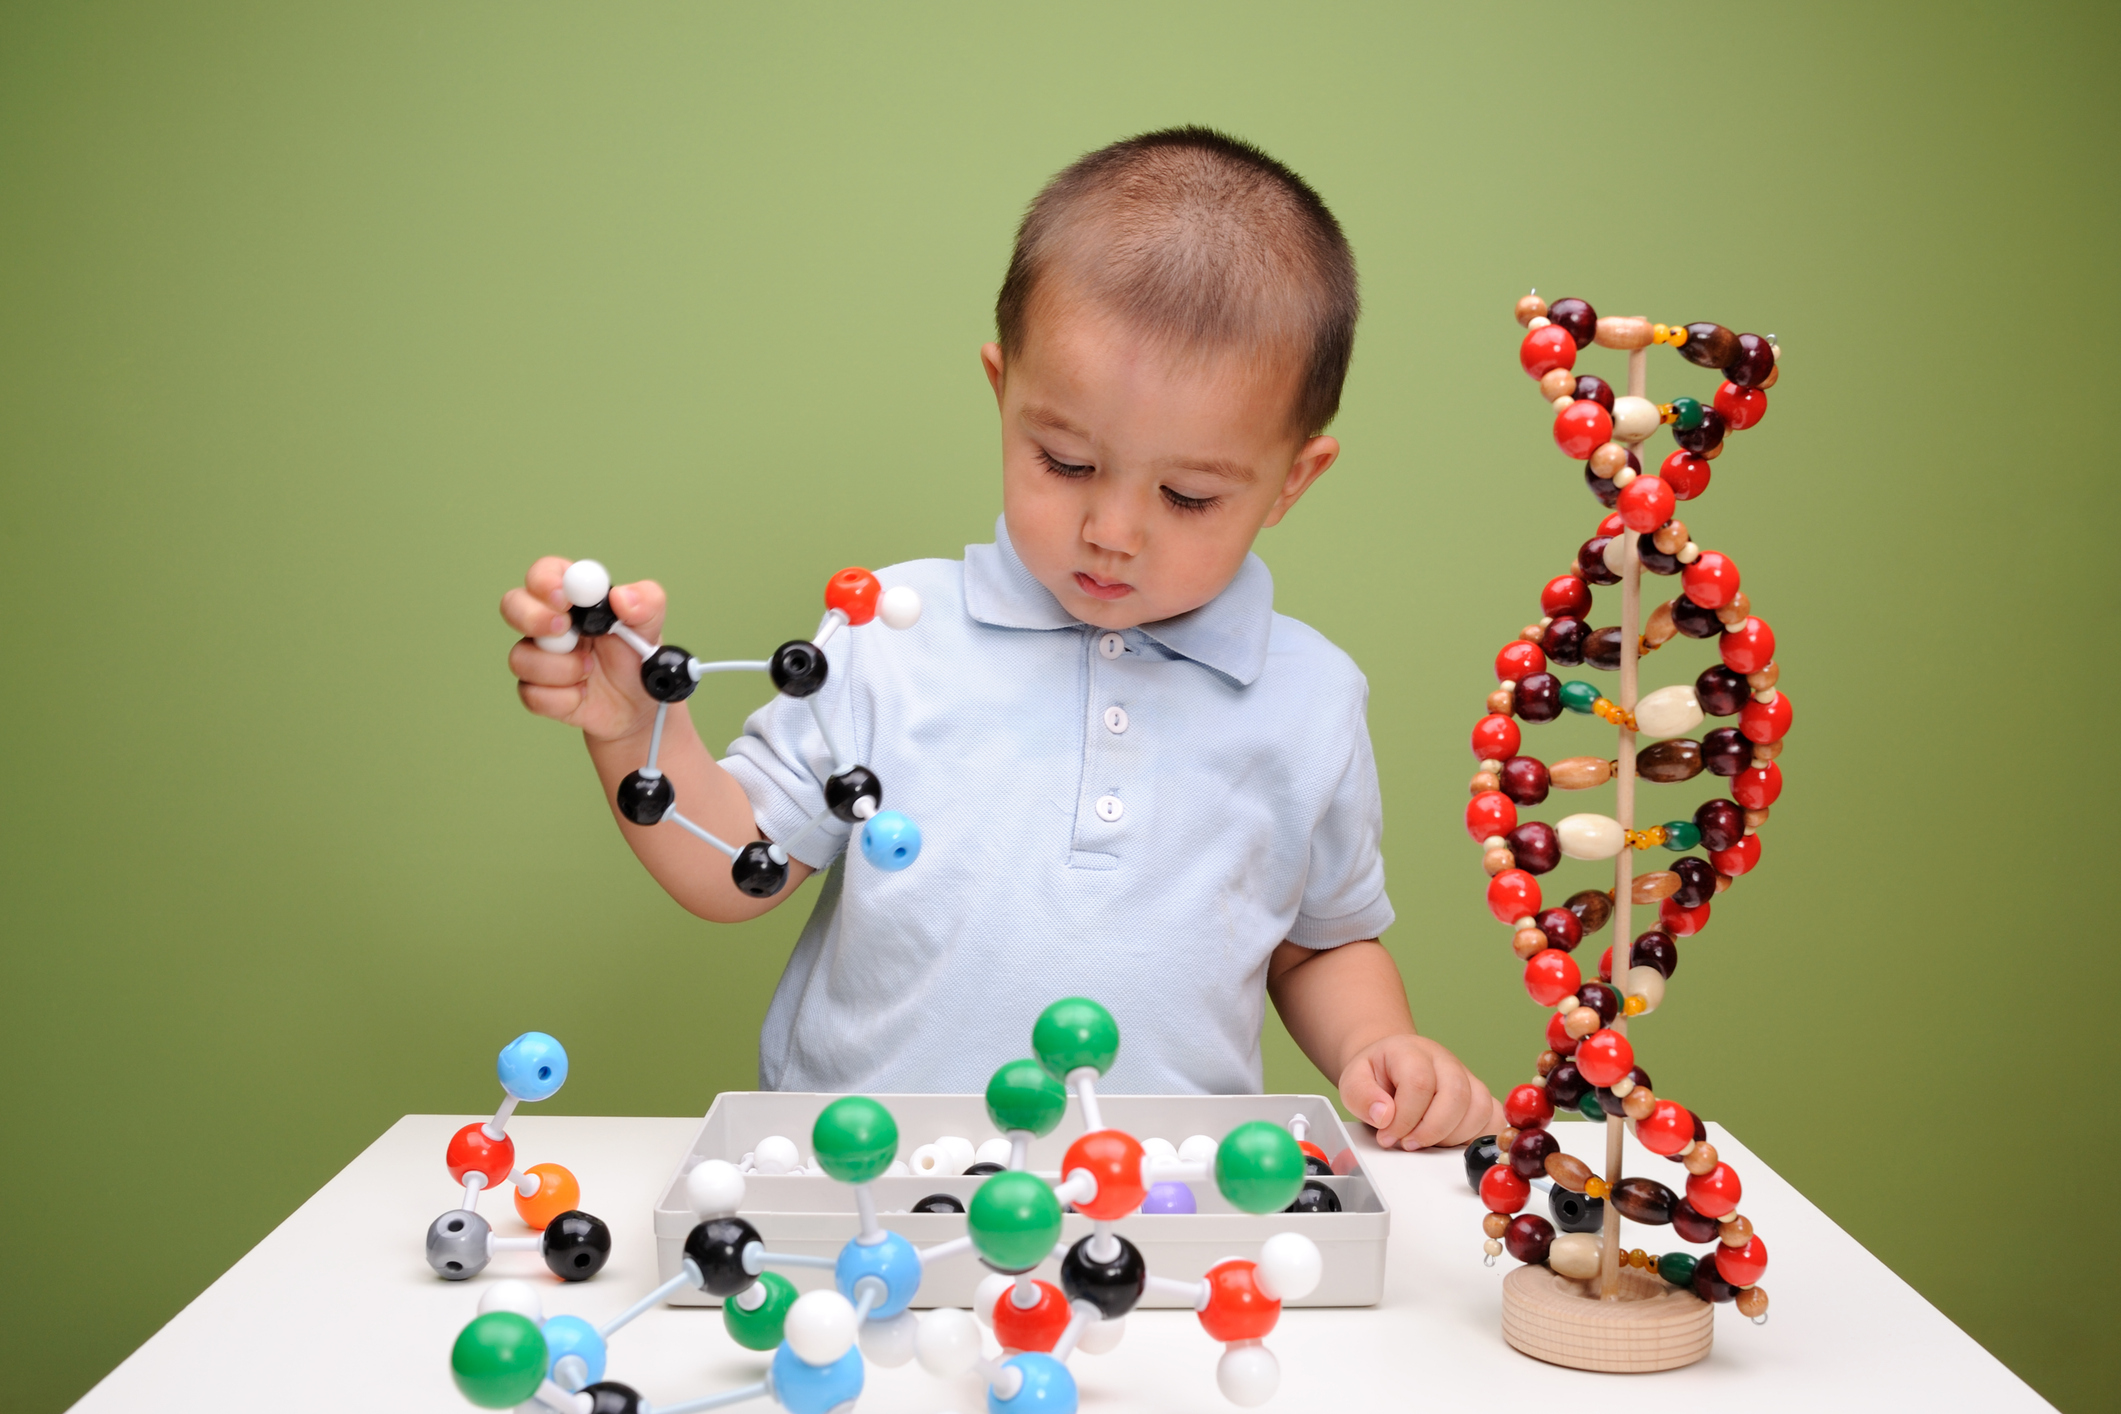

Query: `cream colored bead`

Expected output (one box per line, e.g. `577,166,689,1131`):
1754,687,1779,706
1634,684,1705,738
1549,1232,1602,1281
1677,542,1700,564
1610,1074,1636,1098
1557,813,1624,860
1623,965,1666,1015
1612,466,1638,488
1551,395,1575,413
1602,534,1628,576
1483,1238,1504,1258
1527,315,1551,330
1610,395,1661,443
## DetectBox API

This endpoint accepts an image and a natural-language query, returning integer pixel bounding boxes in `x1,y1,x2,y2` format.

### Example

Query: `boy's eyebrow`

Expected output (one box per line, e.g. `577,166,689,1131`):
1021,405,1091,440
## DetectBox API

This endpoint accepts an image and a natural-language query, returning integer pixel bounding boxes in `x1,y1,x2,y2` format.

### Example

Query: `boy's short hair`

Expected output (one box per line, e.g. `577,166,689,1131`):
995,126,1359,437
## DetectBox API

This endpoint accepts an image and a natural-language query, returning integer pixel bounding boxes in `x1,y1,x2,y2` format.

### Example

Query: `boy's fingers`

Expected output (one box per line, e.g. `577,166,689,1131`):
1378,1049,1437,1149
610,579,666,630
525,557,573,609
517,680,587,722
509,638,592,687
1404,1060,1471,1150
1445,1080,1501,1148
502,587,575,639
1338,1062,1395,1138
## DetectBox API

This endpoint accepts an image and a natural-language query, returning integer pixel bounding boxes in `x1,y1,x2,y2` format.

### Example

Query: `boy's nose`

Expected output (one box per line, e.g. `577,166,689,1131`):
1081,494,1146,558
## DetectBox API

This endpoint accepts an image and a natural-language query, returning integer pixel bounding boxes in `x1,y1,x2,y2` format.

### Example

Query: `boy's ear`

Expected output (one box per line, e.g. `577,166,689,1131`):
1262,436,1339,528
980,342,1007,405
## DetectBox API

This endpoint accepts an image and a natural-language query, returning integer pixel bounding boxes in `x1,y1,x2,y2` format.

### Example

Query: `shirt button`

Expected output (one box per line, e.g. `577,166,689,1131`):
1103,706,1129,734
1098,632,1125,660
1094,795,1125,822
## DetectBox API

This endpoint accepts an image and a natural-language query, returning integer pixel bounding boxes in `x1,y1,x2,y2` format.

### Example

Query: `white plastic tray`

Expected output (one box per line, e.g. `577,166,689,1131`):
652,1092,1389,1308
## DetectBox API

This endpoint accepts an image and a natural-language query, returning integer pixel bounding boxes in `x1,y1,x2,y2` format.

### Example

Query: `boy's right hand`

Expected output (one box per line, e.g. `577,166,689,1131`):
501,557,668,742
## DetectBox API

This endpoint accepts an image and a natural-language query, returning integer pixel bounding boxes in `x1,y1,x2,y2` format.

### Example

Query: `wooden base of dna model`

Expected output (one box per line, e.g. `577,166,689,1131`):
1501,1264,1713,1373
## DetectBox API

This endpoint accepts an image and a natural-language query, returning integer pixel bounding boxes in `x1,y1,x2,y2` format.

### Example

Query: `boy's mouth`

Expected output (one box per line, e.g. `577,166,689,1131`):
1074,571,1135,601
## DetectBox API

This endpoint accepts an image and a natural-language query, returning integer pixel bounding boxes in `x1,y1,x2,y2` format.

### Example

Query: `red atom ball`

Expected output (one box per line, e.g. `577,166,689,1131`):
1740,690,1794,744
1495,641,1547,683
1660,897,1711,937
1545,1011,1579,1057
1504,1083,1554,1130
1553,401,1613,460
1732,763,1783,810
1617,476,1675,533
1713,381,1767,431
1524,948,1579,1006
1062,1129,1147,1220
993,1278,1072,1353
1709,835,1762,877
1466,791,1517,843
1472,714,1522,762
1488,869,1542,924
1519,325,1577,379
1575,1029,1635,1088
1541,574,1593,619
1197,1260,1281,1342
1659,450,1712,501
1480,1163,1531,1215
1682,551,1742,610
1636,1100,1696,1156
824,567,882,625
1686,1162,1743,1218
445,1123,517,1188
1716,1235,1769,1288
1720,617,1775,674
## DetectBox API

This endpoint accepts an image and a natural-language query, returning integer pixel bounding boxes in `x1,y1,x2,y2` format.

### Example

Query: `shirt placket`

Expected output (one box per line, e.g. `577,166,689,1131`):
1073,628,1140,864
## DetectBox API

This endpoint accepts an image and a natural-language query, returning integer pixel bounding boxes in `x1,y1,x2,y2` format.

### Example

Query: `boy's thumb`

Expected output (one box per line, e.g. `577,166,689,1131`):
1340,1064,1394,1132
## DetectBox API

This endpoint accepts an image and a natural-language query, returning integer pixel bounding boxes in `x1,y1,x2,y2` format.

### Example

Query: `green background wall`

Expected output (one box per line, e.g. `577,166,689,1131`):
3,2,2112,1408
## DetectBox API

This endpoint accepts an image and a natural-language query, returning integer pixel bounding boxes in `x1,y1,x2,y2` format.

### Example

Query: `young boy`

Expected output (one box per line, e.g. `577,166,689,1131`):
501,128,1500,1151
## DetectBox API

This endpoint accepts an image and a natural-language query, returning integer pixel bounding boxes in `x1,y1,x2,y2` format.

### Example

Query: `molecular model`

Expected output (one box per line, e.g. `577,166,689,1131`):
536,560,924,899
446,999,1326,1413
426,1032,613,1285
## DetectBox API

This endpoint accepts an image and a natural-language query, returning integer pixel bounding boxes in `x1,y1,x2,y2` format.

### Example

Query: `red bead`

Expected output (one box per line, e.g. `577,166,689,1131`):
1524,948,1579,1006
1660,897,1711,937
1713,381,1767,431
1197,1260,1280,1342
1740,690,1793,743
1709,835,1761,877
1715,1235,1769,1288
1495,641,1547,683
1479,1163,1530,1215
445,1123,516,1188
1596,945,1612,981
1681,551,1741,610
1541,575,1592,619
1472,714,1522,761
1535,907,1581,951
1544,1011,1579,1057
1519,325,1577,379
1575,1028,1634,1087
993,1278,1072,1352
1553,401,1612,460
1489,869,1542,924
1659,450,1712,501
1616,476,1675,533
823,567,881,625
1466,791,1517,843
1061,1129,1147,1220
1719,616,1775,674
1597,512,1625,537
1636,1100,1696,1156
1504,1083,1553,1129
1686,1162,1743,1218
1731,763,1783,810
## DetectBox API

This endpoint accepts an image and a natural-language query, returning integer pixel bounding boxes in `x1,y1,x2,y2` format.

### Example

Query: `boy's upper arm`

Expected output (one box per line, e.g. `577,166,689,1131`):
1287,677,1394,949
720,675,851,871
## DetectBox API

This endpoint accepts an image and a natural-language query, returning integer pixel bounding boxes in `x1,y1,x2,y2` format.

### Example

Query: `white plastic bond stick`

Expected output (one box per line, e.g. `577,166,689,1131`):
917,1236,972,1266
855,1184,883,1244
852,1285,880,1323
643,703,669,777
665,810,741,860
753,1250,837,1272
653,1380,771,1414
806,693,852,776
1143,1159,1209,1185
601,1268,698,1338
490,1235,543,1254
733,1281,769,1312
1088,1224,1120,1264
813,608,848,650
974,1358,1023,1401
1144,1274,1210,1309
688,660,771,676
775,804,839,861
485,1094,520,1140
611,623,656,659
1288,1114,1309,1144
1052,1305,1093,1362
1009,1134,1030,1171
1012,1274,1040,1307
551,1354,589,1393
530,1379,592,1414
1053,1171,1096,1207
1068,1070,1104,1133
511,1168,541,1198
459,1173,486,1210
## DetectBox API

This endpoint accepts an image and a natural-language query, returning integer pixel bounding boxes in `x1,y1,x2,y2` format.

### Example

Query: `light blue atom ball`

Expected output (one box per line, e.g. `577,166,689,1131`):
770,1341,865,1414
496,1032,568,1102
834,1231,923,1318
859,811,921,871
988,1353,1077,1413
539,1315,606,1387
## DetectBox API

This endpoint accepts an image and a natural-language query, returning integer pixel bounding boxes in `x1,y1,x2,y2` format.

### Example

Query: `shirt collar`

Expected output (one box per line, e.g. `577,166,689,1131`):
963,515,1275,687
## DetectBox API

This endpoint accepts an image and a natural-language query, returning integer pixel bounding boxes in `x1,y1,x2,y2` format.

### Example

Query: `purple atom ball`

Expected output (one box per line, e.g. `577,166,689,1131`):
1140,1181,1197,1215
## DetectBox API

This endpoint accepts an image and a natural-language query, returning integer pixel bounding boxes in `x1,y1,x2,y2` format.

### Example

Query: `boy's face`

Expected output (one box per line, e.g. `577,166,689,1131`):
982,294,1339,631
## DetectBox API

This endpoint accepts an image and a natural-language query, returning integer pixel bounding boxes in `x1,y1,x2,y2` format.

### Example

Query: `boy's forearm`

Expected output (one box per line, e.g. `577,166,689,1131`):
1267,939,1417,1081
583,708,811,923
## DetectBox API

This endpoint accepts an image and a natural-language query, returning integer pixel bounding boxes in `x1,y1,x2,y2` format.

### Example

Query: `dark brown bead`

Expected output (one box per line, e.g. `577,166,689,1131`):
1576,981,1618,1026
1595,1066,1652,1118
1637,534,1681,576
1724,333,1775,388
1584,466,1620,508
1671,595,1722,639
1672,1198,1721,1244
1544,1059,1589,1109
1542,616,1589,667
1695,665,1753,717
1669,856,1716,910
1509,1126,1561,1181
1631,930,1678,978
1636,738,1703,783
1500,756,1551,807
1566,889,1614,934
1693,1257,1741,1303
1504,821,1561,875
1673,407,1727,454
1504,1213,1556,1265
1586,626,1623,672
1612,1177,1678,1226
1578,537,1620,586
1679,322,1738,369
1516,672,1562,722
1694,798,1745,853
1571,374,1615,413
1548,298,1598,348
1536,907,1583,952
1701,727,1751,777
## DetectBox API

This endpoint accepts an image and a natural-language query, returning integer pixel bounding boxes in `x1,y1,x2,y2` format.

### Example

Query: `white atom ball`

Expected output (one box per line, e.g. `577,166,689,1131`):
1140,1137,1178,1164
783,1289,859,1367
858,1309,919,1368
1634,684,1706,739
477,1279,543,1324
1610,396,1660,443
974,1137,1014,1168
535,629,580,654
561,559,611,609
909,1144,948,1177
686,1159,745,1219
885,1159,910,1177
1557,813,1625,861
1254,1232,1323,1303
915,1306,984,1377
1076,1315,1126,1355
1216,1341,1280,1407
936,1136,976,1175
972,1272,1013,1328
752,1135,801,1175
1178,1134,1218,1166
878,584,922,630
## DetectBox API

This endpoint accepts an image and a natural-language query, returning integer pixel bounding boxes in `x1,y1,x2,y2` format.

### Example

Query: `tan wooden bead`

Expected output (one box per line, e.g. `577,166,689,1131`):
1513,928,1549,960
1563,1005,1601,1039
1549,755,1613,789
1752,739,1783,763
1589,441,1631,477
1759,358,1781,390
1713,871,1733,894
1684,1142,1720,1176
1594,315,1654,350
1746,661,1780,691
1623,1087,1658,1121
1631,871,1681,903
1484,1212,1511,1239
1498,1126,1519,1151
1641,600,1678,650
1744,807,1771,829
1715,590,1752,628
1653,520,1689,555
1487,688,1515,715
1544,1152,1594,1192
1471,772,1501,795
1736,1285,1770,1318
1484,847,1515,877
1516,294,1549,326
1536,1049,1559,1076
1719,1215,1754,1247
1539,367,1576,400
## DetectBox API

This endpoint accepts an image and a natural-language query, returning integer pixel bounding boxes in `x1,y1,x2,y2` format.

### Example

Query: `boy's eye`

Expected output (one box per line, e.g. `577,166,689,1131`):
1038,449,1094,479
1161,485,1219,514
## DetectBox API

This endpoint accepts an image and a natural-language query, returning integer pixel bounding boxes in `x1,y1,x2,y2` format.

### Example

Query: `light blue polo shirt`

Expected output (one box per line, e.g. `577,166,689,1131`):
721,516,1393,1095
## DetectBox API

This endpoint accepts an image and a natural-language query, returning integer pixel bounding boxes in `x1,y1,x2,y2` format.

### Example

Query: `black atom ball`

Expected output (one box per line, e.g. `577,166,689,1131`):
964,1162,1005,1176
542,1211,612,1281
1465,1136,1501,1193
640,646,698,703
1060,1233,1147,1320
1285,1179,1341,1214
684,1215,762,1296
570,598,618,637
616,770,674,826
584,1383,644,1414
1548,1186,1604,1234
730,841,788,899
824,766,882,824
912,1193,966,1214
1304,1153,1334,1177
769,640,829,698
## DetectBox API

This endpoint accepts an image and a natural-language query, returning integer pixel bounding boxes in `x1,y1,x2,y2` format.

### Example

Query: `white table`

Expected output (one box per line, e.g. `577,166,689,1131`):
74,1114,2051,1412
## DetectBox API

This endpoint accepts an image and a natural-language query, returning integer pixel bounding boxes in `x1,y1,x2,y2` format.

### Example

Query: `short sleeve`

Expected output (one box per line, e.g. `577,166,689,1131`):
1286,681,1394,948
719,642,860,871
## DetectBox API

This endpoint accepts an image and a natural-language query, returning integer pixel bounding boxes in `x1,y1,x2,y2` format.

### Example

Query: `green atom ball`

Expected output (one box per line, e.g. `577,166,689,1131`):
1031,998,1120,1081
967,1170,1063,1271
451,1311,548,1409
724,1270,798,1350
812,1096,900,1184
1214,1122,1305,1215
985,1059,1069,1138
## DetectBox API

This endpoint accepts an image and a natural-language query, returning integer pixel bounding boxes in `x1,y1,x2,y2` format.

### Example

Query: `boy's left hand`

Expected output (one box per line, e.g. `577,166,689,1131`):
1338,1034,1505,1151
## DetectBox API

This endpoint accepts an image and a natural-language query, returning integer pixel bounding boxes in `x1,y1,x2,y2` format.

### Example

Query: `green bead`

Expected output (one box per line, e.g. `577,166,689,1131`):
1578,1092,1606,1122
450,1312,548,1410
1669,396,1704,430
723,1270,797,1351
1031,998,1120,1080
1214,1121,1306,1215
967,1170,1063,1270
1658,1251,1698,1287
1559,680,1600,714
1661,820,1702,851
985,1058,1069,1137
811,1095,899,1185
